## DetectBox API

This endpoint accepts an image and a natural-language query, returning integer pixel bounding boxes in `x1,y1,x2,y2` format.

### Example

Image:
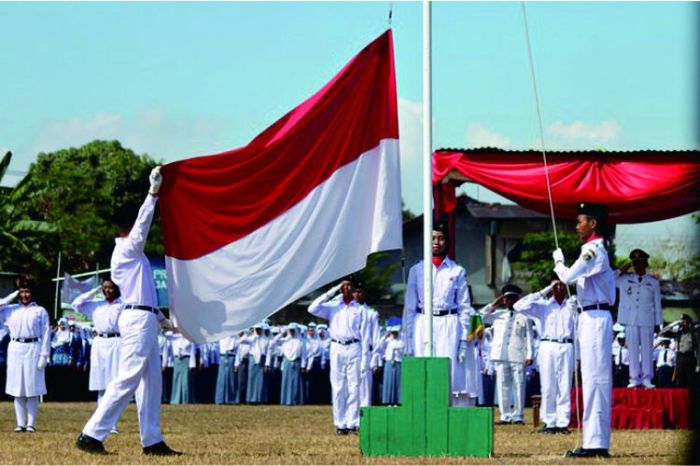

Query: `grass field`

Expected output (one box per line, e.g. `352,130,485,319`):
0,402,692,465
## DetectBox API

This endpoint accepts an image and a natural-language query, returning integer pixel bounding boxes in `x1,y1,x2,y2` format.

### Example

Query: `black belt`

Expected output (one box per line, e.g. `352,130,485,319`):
123,304,159,314
416,308,458,316
223,352,236,357
12,337,38,343
176,355,190,360
582,303,612,311
541,338,573,344
98,332,120,338
332,338,360,346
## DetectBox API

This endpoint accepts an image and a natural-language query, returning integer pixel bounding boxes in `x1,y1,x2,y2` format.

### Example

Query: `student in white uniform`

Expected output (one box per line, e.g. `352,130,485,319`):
553,203,615,458
72,279,123,433
480,284,534,424
615,249,662,388
354,284,380,408
513,278,576,434
0,279,50,433
403,224,475,406
654,338,675,388
77,167,179,456
309,278,370,435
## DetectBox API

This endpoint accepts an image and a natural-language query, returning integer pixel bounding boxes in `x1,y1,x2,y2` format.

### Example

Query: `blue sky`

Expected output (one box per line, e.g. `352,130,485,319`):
0,1,697,258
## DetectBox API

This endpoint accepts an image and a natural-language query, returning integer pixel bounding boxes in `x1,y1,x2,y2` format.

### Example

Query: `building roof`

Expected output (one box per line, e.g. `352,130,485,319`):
466,203,548,219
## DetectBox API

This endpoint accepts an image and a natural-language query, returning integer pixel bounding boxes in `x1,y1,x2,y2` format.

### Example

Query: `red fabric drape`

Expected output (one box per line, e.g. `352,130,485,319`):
433,149,700,223
570,388,690,429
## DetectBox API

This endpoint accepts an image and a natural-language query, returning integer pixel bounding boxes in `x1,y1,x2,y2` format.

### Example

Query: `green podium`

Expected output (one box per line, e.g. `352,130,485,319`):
360,357,493,457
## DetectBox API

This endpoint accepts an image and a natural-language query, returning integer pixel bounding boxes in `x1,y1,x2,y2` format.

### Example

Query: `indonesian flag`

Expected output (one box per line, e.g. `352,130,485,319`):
159,30,402,343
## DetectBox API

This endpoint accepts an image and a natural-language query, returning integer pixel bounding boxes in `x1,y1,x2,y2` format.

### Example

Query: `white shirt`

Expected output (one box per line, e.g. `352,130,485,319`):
111,195,159,308
72,289,123,334
480,305,534,363
554,238,615,308
304,337,322,370
656,347,675,368
219,336,237,354
268,334,305,363
514,293,576,341
615,271,662,327
403,258,473,354
0,302,51,357
238,333,269,364
382,337,404,363
171,334,196,368
613,344,629,366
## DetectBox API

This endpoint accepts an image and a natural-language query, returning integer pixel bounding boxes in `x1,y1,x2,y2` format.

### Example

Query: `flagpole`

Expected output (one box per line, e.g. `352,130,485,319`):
422,0,433,357
53,251,61,320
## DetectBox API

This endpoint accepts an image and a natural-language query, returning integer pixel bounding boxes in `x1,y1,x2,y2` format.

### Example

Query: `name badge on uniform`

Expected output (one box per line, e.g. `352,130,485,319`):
626,287,632,295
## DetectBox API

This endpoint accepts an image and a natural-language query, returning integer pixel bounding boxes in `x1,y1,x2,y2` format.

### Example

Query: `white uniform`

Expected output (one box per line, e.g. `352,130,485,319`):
555,237,615,450
480,304,533,422
309,289,370,430
359,304,380,407
83,194,167,448
0,300,51,397
403,258,475,402
72,290,123,392
615,271,662,386
514,291,576,428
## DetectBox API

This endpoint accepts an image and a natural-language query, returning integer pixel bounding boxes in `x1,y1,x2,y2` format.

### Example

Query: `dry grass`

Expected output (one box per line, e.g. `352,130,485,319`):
0,402,691,465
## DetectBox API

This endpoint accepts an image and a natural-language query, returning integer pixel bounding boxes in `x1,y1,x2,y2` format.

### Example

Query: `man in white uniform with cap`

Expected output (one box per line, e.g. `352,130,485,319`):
553,203,615,458
513,278,576,433
615,248,662,388
309,277,369,434
77,167,179,455
0,279,50,433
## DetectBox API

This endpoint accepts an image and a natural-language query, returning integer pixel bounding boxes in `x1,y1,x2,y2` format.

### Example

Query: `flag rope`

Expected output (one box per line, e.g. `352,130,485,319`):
520,2,583,452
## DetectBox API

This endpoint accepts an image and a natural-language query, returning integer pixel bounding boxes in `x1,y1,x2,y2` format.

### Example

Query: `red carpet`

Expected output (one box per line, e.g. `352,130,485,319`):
569,388,689,429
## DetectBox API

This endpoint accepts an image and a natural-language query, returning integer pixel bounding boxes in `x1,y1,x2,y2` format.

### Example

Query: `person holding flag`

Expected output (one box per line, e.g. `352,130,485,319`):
553,203,615,458
76,167,179,456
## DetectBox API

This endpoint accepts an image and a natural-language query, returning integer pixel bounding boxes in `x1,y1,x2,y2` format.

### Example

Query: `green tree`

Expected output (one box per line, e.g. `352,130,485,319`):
512,230,583,290
0,151,58,272
352,252,400,304
2,141,162,305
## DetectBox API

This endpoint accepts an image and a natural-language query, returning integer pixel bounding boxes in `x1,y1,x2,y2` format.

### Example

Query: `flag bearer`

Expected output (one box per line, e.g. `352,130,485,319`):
553,203,615,458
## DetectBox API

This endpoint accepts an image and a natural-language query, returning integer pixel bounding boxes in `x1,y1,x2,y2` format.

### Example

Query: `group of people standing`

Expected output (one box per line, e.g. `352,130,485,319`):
0,163,695,461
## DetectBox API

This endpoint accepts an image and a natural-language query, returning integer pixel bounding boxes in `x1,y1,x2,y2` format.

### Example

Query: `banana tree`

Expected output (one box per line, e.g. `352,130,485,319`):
0,151,57,267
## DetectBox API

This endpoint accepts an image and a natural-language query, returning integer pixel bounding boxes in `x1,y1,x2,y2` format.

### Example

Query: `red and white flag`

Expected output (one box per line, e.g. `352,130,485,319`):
159,30,402,343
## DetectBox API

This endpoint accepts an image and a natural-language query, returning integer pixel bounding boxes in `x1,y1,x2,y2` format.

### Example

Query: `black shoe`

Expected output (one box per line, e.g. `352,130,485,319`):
540,426,557,434
495,420,512,425
143,441,182,456
557,427,571,435
336,428,349,435
565,447,609,458
14,426,25,433
512,420,525,425
76,434,107,454
348,427,359,435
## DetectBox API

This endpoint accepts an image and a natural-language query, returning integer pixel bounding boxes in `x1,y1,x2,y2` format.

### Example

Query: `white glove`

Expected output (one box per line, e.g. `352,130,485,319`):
37,355,48,370
149,166,162,196
552,248,565,264
539,282,556,298
159,318,174,332
0,290,19,306
458,341,468,363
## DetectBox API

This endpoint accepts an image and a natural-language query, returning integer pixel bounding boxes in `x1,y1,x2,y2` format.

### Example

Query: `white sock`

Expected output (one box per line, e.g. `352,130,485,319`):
14,397,27,427
26,397,39,427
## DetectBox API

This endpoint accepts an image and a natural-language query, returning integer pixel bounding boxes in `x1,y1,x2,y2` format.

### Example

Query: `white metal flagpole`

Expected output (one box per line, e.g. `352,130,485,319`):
53,251,61,320
422,0,433,357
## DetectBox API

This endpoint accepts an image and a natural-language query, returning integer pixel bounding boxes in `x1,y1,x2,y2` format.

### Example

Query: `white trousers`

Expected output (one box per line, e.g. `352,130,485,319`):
83,310,163,447
413,313,464,395
624,325,654,385
578,310,612,449
330,341,361,429
494,361,525,422
89,336,121,391
360,367,372,408
538,341,574,428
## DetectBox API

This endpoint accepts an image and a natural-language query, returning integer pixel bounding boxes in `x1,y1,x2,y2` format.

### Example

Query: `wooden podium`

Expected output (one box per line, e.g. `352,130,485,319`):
360,357,493,457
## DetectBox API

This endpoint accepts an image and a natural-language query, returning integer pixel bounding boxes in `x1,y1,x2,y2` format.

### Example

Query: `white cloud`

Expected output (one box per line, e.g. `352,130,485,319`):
28,110,226,163
545,120,621,149
465,123,512,149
